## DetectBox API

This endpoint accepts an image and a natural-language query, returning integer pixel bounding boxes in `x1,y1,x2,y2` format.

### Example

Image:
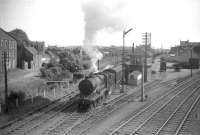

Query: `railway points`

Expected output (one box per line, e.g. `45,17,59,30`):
108,75,200,135
1,65,200,135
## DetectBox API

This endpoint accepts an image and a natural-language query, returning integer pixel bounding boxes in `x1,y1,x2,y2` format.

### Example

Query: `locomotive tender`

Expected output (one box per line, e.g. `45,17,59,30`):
78,65,122,110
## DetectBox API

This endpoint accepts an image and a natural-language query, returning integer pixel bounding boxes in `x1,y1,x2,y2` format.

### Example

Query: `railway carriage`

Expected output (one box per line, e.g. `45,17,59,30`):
78,65,122,111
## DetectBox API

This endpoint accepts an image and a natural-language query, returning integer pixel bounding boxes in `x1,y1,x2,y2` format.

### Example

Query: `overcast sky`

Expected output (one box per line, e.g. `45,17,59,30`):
0,0,199,49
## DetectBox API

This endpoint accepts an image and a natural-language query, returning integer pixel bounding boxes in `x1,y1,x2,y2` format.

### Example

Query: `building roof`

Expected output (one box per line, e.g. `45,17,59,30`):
0,28,16,41
25,46,38,55
180,40,200,47
129,70,142,80
130,70,141,76
8,29,29,42
46,50,59,58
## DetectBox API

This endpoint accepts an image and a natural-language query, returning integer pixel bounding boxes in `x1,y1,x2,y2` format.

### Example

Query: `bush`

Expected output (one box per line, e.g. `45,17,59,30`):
73,72,84,80
151,70,156,74
8,91,26,105
49,67,62,75
83,63,90,70
40,67,47,77
61,70,72,79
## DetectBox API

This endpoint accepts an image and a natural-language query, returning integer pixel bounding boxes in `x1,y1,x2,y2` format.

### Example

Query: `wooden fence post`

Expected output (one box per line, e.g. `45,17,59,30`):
36,88,39,97
16,98,19,107
43,89,46,97
67,82,69,89
31,95,34,104
53,88,55,97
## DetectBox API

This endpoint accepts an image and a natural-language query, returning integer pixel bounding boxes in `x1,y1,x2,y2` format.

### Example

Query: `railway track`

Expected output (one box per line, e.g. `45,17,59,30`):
108,76,200,135
1,74,193,135
1,90,79,135
173,90,200,135
154,88,200,135
39,79,172,135
58,77,191,135
1,78,161,135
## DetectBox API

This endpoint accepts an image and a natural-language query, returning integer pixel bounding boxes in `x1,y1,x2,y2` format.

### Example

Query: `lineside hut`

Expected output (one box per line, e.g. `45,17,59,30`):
128,70,142,86
125,63,151,83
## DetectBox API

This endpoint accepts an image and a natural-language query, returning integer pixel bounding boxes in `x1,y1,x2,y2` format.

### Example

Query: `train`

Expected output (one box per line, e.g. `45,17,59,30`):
77,65,122,111
159,57,167,72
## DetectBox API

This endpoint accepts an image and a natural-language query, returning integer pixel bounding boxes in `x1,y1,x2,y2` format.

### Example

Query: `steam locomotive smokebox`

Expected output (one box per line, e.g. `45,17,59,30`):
78,74,105,96
79,79,94,96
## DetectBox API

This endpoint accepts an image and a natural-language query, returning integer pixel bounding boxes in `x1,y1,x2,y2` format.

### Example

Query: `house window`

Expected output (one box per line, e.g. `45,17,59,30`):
12,41,15,49
2,40,5,49
4,40,6,49
14,42,16,49
8,41,10,49
0,40,3,48
12,41,14,49
10,41,12,49
5,40,9,50
13,41,15,49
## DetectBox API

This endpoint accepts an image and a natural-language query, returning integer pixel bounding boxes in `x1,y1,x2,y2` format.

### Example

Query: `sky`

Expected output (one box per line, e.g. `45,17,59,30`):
0,0,199,49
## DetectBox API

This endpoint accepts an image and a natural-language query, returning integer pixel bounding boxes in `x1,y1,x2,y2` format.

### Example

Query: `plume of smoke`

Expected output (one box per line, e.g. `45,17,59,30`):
82,0,125,72
103,64,114,70
83,45,103,72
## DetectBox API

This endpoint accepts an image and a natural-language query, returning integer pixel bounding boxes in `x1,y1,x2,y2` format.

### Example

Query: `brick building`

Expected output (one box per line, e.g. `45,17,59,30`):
0,28,17,73
23,46,39,69
9,29,44,70
169,40,200,62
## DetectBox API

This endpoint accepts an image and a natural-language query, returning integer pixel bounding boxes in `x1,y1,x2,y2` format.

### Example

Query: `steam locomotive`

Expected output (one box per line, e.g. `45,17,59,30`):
78,65,122,110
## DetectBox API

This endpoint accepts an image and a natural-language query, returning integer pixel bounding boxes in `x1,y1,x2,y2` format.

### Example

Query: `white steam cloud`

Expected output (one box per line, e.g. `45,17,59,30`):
81,0,125,72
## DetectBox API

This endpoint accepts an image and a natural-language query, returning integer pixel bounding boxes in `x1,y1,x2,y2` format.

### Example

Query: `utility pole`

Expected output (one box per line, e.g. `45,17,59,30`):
190,47,193,77
142,32,151,82
4,51,8,113
141,59,144,102
121,30,125,93
97,59,100,71
121,28,133,93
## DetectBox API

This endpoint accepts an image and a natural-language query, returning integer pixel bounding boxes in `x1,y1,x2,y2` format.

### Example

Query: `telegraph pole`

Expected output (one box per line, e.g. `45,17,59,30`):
144,32,147,82
4,51,8,113
141,59,144,102
97,59,100,71
190,47,193,77
142,32,151,82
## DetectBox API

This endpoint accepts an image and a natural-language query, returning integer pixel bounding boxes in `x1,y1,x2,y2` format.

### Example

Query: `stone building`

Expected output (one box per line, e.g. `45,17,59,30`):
30,41,45,68
8,29,44,70
8,29,30,69
0,28,17,73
